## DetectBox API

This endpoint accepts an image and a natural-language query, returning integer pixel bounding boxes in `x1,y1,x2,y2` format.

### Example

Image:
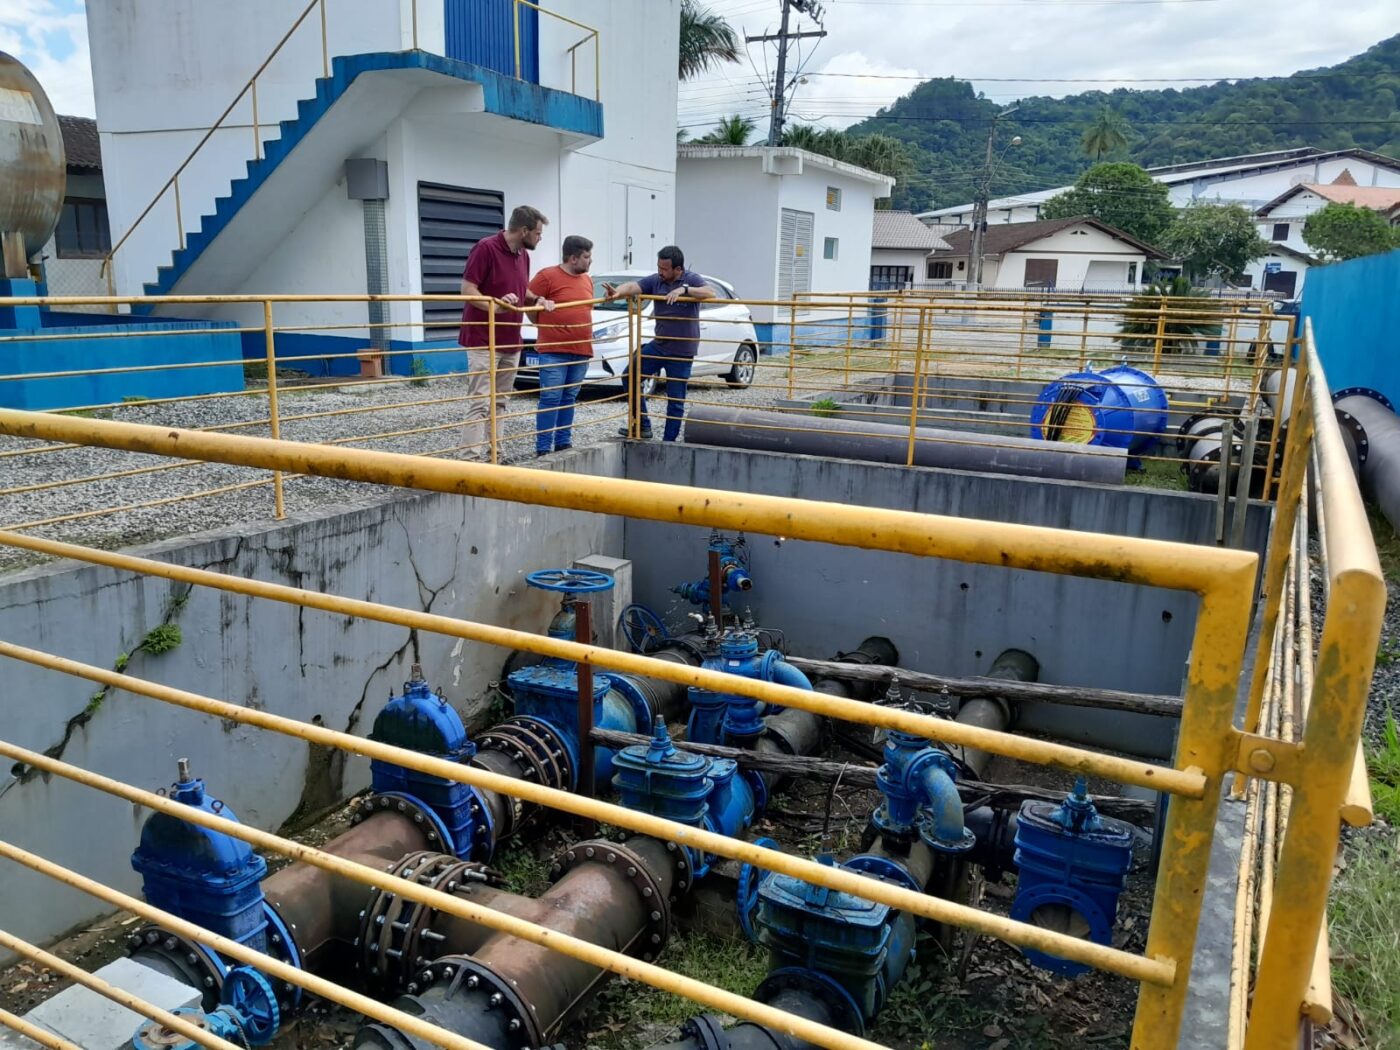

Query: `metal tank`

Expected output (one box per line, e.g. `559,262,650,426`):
1029,363,1168,458
0,51,66,262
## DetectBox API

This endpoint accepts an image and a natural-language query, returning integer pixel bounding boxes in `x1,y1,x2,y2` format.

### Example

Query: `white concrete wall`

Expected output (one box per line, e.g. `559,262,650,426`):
675,158,781,313
991,223,1146,291
776,167,881,297
0,448,623,955
870,247,930,284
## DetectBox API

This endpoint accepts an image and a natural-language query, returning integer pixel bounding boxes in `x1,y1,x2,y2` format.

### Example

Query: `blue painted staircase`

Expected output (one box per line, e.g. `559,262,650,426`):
136,50,603,310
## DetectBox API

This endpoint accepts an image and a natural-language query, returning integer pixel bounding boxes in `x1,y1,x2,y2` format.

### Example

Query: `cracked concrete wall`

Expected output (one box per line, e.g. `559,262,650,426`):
622,442,1270,759
0,445,622,953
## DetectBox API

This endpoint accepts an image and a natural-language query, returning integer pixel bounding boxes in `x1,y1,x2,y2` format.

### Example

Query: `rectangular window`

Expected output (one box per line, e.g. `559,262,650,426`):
926,260,953,280
869,265,912,290
823,237,838,260
1271,223,1289,242
55,198,111,259
825,186,841,211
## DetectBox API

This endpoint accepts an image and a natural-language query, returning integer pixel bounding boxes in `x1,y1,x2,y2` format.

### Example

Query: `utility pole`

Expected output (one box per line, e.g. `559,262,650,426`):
969,106,1019,290
747,1,827,147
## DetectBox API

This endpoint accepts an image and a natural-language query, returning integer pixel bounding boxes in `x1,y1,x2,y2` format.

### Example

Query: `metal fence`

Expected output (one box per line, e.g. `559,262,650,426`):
0,311,1383,1048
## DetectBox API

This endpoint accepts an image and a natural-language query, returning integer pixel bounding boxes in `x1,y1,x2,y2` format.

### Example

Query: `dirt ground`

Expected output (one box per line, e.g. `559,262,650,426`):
0,737,1153,1050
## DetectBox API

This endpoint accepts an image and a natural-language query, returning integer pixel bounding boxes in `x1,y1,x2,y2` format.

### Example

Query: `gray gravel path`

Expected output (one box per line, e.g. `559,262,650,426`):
0,373,780,574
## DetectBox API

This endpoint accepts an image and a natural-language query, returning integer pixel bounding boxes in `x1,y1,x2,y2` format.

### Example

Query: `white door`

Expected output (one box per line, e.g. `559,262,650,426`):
1084,259,1127,290
608,183,628,270
626,185,658,270
777,208,814,301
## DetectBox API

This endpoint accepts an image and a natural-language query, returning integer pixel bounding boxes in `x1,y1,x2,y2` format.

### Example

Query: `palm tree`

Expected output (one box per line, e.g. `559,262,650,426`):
697,114,756,146
1117,278,1223,355
1081,108,1130,161
679,0,741,81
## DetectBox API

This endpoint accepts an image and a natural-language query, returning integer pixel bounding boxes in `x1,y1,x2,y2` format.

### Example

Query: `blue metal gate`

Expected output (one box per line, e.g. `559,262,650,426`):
444,0,539,82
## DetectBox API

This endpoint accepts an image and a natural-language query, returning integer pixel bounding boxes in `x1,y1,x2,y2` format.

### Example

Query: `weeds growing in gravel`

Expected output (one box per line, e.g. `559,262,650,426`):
1368,709,1400,825
1331,833,1400,1048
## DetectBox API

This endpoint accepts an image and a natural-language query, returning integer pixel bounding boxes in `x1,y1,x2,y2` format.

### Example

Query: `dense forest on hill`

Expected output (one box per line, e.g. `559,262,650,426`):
841,34,1400,212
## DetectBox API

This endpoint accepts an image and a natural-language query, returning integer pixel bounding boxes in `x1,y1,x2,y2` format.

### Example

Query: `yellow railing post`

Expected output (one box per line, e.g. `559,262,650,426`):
412,0,419,49
905,305,926,467
173,176,185,251
1152,298,1167,374
251,79,261,161
594,30,600,101
628,298,641,439
320,0,329,76
513,0,522,80
786,300,798,399
487,302,499,465
262,299,285,519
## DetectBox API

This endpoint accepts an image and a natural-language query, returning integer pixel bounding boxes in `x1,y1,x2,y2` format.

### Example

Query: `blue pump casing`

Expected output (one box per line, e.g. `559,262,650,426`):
1010,779,1135,976
131,770,269,953
369,670,485,860
754,855,916,1024
1028,363,1168,461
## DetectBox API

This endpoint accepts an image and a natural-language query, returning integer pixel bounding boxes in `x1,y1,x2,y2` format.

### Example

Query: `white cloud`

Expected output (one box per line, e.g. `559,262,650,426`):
0,1,93,117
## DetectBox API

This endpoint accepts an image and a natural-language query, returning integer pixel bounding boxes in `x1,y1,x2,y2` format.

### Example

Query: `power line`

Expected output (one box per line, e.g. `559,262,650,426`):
800,69,1400,82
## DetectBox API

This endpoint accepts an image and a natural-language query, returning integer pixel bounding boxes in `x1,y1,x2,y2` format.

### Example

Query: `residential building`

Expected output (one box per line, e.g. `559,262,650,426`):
674,144,894,333
930,217,1157,292
86,0,678,374
917,147,1400,230
868,211,953,289
37,116,110,308
1248,172,1400,296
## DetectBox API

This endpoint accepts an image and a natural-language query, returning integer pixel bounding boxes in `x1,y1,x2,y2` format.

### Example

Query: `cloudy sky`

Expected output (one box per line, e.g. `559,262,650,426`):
680,0,1398,136
0,0,1393,125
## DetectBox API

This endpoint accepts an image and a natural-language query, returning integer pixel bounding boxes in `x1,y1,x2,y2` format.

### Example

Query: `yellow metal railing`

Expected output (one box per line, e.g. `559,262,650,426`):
0,303,1383,1046
514,0,601,101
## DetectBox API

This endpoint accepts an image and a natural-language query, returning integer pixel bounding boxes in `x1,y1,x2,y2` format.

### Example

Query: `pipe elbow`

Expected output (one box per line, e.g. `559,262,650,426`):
918,761,966,846
767,659,813,692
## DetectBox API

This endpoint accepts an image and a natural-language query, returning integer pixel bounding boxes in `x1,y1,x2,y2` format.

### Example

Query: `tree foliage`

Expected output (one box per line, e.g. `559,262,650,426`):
845,34,1400,212
1303,202,1400,261
1082,108,1131,161
1160,202,1271,281
696,114,756,146
1040,163,1176,245
781,126,911,207
679,0,740,82
1117,278,1224,355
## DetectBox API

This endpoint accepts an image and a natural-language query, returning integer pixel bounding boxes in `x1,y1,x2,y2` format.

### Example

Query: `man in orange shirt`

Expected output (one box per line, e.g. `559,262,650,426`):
528,235,596,456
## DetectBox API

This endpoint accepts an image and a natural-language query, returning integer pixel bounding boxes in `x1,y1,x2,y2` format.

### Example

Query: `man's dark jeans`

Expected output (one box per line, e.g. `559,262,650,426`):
631,341,694,442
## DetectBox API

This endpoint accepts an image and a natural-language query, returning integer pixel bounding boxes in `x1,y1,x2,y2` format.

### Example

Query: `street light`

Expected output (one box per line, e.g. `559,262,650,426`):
969,109,1021,291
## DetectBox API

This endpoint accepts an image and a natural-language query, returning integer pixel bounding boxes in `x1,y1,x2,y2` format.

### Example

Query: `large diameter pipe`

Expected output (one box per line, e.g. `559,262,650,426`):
683,405,1127,484
955,649,1039,778
1335,394,1400,530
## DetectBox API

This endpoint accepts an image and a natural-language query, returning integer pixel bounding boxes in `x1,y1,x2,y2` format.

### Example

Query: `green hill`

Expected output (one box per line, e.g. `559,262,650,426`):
843,34,1400,213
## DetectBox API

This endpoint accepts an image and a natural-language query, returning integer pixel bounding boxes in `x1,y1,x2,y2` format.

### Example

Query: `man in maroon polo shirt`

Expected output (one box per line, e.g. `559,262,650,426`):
460,205,554,461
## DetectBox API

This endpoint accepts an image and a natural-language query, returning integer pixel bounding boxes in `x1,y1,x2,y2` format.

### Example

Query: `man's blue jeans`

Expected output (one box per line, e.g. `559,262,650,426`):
536,353,589,453
631,342,694,442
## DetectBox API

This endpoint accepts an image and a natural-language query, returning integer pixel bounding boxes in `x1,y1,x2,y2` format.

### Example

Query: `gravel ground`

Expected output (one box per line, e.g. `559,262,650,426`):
0,372,776,575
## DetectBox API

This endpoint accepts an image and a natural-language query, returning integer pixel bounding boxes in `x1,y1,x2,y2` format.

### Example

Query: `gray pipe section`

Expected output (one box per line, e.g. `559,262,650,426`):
956,649,1039,778
684,405,1127,484
1336,394,1400,530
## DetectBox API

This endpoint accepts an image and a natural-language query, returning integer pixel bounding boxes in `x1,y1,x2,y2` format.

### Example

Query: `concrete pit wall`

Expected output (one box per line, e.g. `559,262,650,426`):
0,445,621,953
621,441,1269,757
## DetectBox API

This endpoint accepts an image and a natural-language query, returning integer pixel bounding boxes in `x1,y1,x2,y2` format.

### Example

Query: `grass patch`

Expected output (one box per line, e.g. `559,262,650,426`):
578,929,767,1046
1368,503,1400,585
810,397,839,418
492,840,551,899
1124,457,1188,492
138,623,182,655
1369,709,1400,826
1331,833,1400,1048
409,356,432,388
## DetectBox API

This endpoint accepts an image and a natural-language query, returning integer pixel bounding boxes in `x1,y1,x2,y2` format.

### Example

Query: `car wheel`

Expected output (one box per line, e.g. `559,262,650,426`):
726,343,758,388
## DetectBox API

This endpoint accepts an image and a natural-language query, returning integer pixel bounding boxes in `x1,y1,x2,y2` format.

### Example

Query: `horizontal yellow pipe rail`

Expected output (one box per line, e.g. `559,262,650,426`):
0,1005,80,1050
0,411,1255,597
0,528,1202,798
0,929,242,1050
0,842,492,1050
0,642,1173,985
0,753,886,1050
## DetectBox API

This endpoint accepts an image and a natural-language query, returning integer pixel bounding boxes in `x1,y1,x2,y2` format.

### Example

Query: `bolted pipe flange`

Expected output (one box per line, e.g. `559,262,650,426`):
127,925,227,1011
754,967,866,1038
413,955,544,1050
357,851,500,991
258,901,304,1014
348,792,450,854
547,839,673,961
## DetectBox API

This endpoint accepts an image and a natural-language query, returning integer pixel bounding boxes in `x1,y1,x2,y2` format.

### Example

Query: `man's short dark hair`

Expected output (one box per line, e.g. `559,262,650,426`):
657,245,685,268
508,205,548,232
562,235,593,260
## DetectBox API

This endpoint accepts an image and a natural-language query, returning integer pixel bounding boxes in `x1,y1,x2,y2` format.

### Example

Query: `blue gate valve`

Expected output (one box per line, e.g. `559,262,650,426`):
673,533,754,607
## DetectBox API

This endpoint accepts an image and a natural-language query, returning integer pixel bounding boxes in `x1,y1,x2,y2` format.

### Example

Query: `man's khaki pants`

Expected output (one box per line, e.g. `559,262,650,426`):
462,348,521,460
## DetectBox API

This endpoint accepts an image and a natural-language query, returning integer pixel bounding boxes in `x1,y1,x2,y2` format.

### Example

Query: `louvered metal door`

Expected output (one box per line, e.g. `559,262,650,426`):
778,208,813,300
418,182,505,340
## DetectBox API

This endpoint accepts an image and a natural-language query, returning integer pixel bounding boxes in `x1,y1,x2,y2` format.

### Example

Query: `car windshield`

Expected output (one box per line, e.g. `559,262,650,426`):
592,276,634,311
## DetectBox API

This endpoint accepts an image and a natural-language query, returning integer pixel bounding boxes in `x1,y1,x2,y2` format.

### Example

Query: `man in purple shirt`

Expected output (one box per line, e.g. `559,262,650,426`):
459,205,555,461
604,245,715,442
